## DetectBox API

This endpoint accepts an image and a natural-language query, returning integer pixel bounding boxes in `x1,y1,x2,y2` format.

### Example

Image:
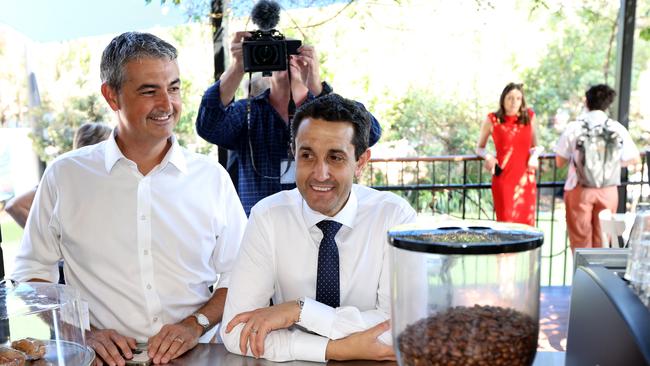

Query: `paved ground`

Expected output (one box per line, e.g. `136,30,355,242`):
539,286,571,352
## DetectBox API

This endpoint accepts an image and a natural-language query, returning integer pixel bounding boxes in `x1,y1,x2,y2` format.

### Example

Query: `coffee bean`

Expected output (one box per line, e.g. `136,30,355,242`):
397,305,538,366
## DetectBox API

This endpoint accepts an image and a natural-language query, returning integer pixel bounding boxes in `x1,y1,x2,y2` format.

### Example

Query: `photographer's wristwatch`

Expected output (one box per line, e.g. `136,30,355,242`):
317,81,333,98
191,312,210,334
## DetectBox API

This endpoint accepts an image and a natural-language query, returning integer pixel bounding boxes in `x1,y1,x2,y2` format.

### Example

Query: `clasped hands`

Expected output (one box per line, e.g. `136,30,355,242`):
224,300,395,361
87,318,201,366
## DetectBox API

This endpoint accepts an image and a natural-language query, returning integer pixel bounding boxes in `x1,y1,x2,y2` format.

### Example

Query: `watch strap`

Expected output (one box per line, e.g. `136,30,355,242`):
191,312,210,332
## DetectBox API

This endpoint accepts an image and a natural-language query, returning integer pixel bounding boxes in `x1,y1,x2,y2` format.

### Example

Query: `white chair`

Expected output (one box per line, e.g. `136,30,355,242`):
599,209,626,248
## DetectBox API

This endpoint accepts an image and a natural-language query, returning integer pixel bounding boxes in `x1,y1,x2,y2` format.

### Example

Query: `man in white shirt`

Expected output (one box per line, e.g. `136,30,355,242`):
220,94,417,362
554,84,640,250
11,32,247,365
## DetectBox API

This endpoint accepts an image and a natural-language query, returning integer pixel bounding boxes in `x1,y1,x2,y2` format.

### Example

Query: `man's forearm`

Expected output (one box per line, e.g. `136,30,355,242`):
5,190,35,229
219,66,245,106
183,287,228,334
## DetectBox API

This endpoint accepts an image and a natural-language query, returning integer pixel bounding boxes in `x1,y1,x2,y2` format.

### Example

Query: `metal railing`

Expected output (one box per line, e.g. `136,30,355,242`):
360,153,650,286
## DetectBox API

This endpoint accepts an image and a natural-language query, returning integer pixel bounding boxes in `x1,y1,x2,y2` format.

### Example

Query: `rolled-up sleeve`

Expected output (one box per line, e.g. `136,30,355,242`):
620,127,640,162
368,113,382,147
11,166,62,282
554,125,574,159
195,81,247,150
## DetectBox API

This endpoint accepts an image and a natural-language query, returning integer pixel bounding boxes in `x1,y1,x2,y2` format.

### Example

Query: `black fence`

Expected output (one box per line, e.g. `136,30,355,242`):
361,153,650,286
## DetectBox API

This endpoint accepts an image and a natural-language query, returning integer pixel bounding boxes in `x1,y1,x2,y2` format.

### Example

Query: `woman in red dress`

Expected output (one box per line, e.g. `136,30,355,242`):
476,83,543,226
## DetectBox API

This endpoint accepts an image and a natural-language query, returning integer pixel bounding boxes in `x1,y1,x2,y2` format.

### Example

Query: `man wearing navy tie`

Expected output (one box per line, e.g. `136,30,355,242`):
220,94,416,362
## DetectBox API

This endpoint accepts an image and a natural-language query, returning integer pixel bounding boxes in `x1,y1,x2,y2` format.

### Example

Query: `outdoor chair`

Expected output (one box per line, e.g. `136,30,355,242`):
599,209,626,248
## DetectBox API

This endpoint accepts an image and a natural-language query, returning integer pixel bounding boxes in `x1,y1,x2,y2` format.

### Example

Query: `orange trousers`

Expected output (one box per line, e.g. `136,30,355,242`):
564,185,618,251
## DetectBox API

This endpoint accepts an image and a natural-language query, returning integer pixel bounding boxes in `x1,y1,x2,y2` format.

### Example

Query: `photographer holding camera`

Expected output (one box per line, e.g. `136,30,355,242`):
196,0,381,215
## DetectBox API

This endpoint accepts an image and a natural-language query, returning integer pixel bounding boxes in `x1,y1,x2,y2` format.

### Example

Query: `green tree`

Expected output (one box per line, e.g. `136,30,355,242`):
29,94,109,162
521,1,619,129
386,88,483,156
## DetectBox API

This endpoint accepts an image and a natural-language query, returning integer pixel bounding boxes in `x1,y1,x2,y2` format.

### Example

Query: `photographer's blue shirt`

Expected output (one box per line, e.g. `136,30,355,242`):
196,80,382,216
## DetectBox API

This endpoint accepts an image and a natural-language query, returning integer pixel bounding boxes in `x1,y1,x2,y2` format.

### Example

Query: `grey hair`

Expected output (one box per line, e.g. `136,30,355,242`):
100,32,177,92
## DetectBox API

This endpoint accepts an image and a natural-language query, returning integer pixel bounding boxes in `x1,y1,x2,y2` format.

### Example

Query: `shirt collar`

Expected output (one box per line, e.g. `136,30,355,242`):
255,88,271,101
301,186,358,230
165,136,187,173
581,110,608,125
104,129,187,174
104,129,123,172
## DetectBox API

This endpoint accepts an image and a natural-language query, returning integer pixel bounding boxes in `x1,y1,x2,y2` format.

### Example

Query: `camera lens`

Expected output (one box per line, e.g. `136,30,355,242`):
253,44,280,65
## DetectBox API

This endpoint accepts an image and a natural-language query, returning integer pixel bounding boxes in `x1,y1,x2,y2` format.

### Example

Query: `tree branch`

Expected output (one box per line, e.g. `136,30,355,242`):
284,0,355,31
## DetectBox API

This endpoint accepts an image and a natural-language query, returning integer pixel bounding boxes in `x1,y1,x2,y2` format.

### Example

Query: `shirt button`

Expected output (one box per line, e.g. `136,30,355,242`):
146,284,152,290
153,317,158,322
140,215,147,221
144,250,149,255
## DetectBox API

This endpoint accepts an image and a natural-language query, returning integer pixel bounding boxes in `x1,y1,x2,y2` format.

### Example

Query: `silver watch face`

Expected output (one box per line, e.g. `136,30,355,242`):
193,313,209,328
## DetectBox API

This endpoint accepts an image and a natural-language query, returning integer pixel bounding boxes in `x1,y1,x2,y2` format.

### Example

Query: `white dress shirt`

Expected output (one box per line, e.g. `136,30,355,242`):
554,110,640,190
11,132,247,342
220,184,417,362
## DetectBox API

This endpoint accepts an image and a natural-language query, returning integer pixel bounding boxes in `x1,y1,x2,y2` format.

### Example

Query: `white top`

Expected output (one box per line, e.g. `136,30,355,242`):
554,110,639,190
220,184,417,362
11,132,247,342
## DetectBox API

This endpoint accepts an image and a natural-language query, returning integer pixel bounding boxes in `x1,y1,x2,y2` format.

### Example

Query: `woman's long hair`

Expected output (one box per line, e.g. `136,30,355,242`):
495,82,530,125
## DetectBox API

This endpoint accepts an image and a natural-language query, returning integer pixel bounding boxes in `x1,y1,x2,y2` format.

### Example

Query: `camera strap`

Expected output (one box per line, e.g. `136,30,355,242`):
287,60,296,122
246,72,292,180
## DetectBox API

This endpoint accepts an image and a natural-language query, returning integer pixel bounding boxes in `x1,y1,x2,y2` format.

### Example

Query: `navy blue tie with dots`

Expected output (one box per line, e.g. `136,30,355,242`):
316,220,343,308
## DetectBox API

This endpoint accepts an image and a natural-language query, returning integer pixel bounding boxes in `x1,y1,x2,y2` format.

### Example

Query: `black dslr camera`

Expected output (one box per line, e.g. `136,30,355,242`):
243,29,302,76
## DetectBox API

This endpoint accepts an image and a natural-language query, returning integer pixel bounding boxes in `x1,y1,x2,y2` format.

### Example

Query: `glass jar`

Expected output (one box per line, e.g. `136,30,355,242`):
0,281,95,365
388,220,543,366
625,210,650,307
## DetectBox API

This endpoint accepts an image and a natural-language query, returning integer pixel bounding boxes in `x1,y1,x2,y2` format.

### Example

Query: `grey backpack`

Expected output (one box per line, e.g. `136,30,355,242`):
573,119,623,188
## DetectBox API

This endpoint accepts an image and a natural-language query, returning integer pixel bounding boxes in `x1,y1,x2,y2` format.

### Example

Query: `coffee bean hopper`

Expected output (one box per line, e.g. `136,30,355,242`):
388,220,544,366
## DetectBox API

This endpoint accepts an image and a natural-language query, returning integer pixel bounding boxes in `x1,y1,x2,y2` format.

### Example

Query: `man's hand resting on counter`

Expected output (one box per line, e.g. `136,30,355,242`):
326,320,396,361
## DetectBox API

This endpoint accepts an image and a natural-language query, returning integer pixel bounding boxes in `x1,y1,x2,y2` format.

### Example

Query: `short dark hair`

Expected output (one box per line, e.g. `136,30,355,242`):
585,84,616,111
100,32,177,92
292,94,371,160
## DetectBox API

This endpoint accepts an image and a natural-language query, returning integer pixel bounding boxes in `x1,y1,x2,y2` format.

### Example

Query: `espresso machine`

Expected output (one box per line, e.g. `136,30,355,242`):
566,248,650,365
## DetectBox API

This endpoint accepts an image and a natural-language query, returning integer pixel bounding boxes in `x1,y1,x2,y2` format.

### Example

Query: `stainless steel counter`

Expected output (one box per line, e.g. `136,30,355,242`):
170,344,565,366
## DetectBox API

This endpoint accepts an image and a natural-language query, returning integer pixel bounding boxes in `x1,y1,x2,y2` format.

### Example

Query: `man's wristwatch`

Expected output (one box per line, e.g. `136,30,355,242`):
191,312,210,334
317,81,333,98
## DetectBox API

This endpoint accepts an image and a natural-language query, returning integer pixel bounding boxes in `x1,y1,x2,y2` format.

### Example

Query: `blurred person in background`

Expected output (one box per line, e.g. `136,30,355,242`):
476,82,543,226
5,122,112,228
555,84,640,251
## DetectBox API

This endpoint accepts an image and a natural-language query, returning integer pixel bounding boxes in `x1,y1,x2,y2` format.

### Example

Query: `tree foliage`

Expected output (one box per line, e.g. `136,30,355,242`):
386,89,483,156
521,1,618,129
29,94,110,162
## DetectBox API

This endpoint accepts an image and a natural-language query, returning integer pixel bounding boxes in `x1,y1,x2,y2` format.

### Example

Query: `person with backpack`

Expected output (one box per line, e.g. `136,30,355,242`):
554,84,640,251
